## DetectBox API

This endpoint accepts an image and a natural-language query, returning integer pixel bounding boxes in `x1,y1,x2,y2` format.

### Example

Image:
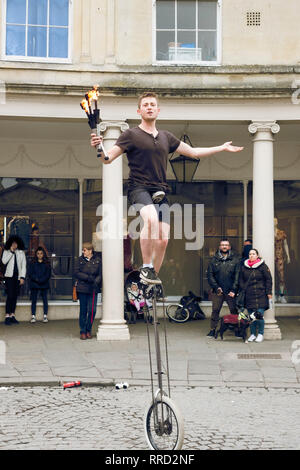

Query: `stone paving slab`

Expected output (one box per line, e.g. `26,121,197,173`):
0,317,300,388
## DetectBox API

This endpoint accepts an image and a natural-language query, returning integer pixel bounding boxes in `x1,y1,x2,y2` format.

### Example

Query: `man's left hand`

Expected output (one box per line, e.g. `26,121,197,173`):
228,291,235,297
222,142,244,153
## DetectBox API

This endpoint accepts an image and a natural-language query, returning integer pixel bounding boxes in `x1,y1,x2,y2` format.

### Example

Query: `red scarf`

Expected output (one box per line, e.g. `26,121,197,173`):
247,258,261,267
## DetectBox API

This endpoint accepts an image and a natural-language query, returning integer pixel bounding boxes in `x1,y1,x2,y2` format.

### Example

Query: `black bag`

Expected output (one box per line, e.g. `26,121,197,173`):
235,290,246,309
180,291,206,321
236,271,254,310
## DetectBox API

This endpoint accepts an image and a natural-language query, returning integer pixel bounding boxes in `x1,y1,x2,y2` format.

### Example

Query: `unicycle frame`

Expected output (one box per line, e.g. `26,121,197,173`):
144,284,184,450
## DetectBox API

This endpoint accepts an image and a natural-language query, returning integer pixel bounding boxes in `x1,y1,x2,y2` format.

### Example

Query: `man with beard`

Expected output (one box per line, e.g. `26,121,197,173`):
91,93,243,286
206,239,241,337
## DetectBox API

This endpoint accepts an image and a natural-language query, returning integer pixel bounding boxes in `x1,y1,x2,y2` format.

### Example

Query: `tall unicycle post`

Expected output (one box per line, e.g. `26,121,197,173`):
143,283,184,450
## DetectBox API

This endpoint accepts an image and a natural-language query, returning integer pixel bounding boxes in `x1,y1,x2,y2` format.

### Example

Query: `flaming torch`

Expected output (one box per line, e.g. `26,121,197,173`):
80,85,109,160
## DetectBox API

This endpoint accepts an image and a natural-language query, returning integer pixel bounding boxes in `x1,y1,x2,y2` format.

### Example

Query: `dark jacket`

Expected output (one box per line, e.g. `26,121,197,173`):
74,254,102,294
28,261,51,289
238,259,272,310
207,250,240,294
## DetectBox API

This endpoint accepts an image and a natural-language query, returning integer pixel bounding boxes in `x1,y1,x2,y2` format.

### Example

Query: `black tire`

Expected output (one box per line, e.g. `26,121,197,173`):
144,395,184,450
166,304,189,323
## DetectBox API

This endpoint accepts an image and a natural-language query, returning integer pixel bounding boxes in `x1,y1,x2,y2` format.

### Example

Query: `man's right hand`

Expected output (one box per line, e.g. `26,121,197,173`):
90,133,103,148
217,287,223,296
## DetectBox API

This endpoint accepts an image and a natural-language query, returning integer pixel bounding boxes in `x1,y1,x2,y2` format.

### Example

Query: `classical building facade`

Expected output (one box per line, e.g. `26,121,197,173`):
0,0,300,339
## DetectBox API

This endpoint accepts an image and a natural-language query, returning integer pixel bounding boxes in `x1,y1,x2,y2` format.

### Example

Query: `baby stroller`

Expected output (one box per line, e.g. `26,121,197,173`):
124,270,153,324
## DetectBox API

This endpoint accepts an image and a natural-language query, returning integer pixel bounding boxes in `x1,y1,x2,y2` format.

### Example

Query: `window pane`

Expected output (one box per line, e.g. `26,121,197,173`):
198,1,217,29
177,31,199,61
28,0,47,25
50,0,69,26
178,31,196,45
6,0,26,24
156,0,175,29
49,27,69,58
28,26,47,57
198,30,216,60
156,30,175,61
6,25,25,55
178,0,196,29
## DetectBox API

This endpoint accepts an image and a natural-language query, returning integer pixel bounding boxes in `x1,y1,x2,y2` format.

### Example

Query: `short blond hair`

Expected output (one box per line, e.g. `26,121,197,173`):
138,92,159,108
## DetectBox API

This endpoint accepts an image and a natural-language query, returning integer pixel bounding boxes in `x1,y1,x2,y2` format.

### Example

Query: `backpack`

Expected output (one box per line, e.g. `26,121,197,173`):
179,291,206,321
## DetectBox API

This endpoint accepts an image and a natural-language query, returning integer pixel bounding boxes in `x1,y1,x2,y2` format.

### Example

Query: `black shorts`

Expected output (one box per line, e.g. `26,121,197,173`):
128,187,170,224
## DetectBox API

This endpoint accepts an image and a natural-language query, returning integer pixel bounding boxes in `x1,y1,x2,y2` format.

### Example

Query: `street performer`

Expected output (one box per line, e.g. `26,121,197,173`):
91,92,243,285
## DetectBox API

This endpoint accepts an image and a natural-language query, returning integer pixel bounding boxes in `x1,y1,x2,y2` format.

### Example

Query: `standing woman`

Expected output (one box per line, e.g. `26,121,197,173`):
239,248,273,343
28,247,51,323
2,236,26,325
74,242,102,340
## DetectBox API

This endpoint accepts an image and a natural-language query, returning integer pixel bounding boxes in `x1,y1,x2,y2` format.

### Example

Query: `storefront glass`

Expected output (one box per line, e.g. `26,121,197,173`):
0,177,78,300
1,178,299,304
274,181,300,303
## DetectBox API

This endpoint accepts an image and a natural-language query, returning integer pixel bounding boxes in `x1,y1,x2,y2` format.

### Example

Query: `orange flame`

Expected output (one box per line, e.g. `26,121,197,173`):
87,85,100,106
80,99,89,114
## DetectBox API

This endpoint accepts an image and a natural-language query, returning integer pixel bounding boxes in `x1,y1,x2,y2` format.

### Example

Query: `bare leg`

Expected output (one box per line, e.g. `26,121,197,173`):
140,205,159,265
152,221,170,273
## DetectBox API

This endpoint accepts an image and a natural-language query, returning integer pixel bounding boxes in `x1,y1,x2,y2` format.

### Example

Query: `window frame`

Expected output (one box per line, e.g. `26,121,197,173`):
1,0,73,63
153,0,222,66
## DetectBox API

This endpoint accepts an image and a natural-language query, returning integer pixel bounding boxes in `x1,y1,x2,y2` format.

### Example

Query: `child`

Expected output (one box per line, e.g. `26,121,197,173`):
127,282,151,312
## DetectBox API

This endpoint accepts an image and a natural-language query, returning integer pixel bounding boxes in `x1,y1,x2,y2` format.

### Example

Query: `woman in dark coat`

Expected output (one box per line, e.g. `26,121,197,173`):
28,247,51,323
74,242,102,340
239,248,272,343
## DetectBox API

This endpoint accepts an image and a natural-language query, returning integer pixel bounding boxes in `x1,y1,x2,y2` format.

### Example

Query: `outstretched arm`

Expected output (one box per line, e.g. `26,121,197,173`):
176,140,244,159
90,134,124,164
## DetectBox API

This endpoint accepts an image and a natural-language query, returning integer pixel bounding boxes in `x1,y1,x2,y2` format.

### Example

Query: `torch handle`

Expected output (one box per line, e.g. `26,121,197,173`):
93,126,109,161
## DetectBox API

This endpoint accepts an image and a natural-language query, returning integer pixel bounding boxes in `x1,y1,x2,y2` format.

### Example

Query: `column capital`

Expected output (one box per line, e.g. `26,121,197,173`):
248,121,280,135
99,121,129,134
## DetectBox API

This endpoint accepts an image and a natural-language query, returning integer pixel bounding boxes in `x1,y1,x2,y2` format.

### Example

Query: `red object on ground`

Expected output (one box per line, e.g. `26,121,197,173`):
63,381,82,389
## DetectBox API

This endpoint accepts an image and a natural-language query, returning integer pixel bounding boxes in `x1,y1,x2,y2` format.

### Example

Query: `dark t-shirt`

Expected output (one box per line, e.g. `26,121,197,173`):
115,126,180,192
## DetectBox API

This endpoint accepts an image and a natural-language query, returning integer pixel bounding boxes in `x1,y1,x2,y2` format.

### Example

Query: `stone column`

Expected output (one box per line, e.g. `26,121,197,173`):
248,121,281,340
97,121,130,341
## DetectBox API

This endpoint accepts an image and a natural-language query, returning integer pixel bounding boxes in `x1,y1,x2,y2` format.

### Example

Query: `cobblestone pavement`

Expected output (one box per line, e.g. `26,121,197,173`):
0,385,299,450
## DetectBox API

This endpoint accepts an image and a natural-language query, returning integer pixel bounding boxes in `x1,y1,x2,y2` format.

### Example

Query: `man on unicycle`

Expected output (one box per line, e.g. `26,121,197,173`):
91,92,243,286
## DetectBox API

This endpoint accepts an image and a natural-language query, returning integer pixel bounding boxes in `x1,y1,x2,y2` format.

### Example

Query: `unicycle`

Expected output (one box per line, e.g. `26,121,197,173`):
143,284,184,450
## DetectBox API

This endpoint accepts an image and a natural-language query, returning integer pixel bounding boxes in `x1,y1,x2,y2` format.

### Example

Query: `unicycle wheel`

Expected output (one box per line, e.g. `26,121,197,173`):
144,395,184,450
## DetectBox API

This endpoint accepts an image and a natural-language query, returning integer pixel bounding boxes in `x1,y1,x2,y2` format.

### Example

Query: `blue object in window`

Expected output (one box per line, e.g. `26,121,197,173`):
50,0,69,26
181,43,195,48
6,25,26,55
6,0,26,24
28,0,47,26
49,27,68,58
28,26,47,57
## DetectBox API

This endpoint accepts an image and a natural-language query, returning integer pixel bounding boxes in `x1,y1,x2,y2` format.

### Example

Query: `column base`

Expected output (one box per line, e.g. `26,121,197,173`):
97,322,130,341
263,322,282,340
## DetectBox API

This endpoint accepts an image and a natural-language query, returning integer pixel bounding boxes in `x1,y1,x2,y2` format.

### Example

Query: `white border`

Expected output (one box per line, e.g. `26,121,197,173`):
153,0,222,66
1,0,73,64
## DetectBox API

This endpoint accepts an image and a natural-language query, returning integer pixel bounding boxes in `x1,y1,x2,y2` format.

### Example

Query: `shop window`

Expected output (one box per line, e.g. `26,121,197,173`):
155,0,220,64
4,0,70,61
0,178,78,301
274,181,300,303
